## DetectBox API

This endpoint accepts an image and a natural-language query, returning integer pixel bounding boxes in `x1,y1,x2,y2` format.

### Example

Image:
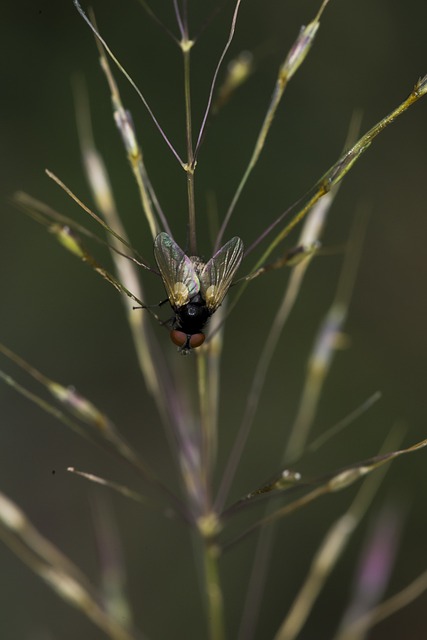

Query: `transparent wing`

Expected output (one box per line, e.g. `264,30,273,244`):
154,232,200,308
199,237,244,311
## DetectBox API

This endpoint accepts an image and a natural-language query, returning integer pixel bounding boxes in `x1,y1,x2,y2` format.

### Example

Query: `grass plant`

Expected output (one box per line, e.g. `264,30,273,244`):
1,2,427,638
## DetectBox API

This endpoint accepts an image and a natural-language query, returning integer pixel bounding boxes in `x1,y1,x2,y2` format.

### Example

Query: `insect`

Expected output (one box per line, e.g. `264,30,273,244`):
154,232,244,354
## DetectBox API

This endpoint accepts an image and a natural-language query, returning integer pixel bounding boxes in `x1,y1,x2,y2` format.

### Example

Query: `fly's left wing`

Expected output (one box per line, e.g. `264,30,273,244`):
154,232,200,309
199,237,244,311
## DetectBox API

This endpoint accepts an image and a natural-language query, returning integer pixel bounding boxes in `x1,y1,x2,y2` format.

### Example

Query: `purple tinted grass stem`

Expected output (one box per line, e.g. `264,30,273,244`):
334,506,403,639
173,0,187,40
182,0,189,38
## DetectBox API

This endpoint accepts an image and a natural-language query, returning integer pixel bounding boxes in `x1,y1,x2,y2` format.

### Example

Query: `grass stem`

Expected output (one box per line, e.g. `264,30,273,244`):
182,39,197,253
203,536,225,640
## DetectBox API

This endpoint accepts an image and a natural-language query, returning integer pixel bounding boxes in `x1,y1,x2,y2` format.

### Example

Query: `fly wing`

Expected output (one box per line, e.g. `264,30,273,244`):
199,237,244,311
154,232,200,309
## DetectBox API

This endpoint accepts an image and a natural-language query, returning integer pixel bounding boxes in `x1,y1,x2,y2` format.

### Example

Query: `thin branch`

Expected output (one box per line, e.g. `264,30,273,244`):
273,429,403,640
45,169,153,267
223,436,427,551
253,73,427,271
215,0,330,249
193,0,243,163
173,0,186,40
73,0,184,166
214,194,333,512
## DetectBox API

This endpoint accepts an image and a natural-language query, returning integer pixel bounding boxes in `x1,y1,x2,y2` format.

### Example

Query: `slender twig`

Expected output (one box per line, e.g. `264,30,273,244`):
81,25,167,238
225,72,427,323
285,206,368,463
73,0,184,166
202,539,225,640
0,352,189,520
235,204,365,638
196,307,226,506
45,169,154,264
224,436,427,552
215,194,334,512
308,391,382,453
173,0,186,41
215,0,330,250
182,39,197,254
273,429,402,640
255,74,427,270
193,0,243,164
14,190,154,271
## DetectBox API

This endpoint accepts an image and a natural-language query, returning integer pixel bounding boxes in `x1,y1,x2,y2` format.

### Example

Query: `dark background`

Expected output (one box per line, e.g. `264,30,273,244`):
1,1,427,638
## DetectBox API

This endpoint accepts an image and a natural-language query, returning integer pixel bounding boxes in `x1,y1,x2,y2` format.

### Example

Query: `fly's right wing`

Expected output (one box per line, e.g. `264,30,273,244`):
154,232,200,309
199,237,244,311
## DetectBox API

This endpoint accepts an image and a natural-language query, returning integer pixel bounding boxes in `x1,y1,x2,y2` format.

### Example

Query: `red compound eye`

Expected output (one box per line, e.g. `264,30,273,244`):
188,333,205,349
170,330,187,347
170,331,205,349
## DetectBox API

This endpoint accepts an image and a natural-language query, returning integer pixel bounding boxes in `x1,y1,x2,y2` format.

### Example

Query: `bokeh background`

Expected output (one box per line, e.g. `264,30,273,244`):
1,1,427,638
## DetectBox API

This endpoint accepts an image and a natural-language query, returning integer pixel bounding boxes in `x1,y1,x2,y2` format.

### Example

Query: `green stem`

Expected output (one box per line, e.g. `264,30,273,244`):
203,537,225,640
252,74,427,277
215,2,328,250
197,352,211,497
182,39,197,254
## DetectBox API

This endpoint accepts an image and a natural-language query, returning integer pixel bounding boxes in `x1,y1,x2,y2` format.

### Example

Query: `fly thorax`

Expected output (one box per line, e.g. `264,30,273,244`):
177,299,210,333
189,256,206,275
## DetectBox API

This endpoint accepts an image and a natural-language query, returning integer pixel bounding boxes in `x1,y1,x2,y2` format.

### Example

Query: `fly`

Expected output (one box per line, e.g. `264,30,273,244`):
154,232,244,354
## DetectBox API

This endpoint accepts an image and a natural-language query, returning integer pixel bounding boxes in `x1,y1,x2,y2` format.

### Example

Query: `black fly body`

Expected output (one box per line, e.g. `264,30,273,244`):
154,232,244,354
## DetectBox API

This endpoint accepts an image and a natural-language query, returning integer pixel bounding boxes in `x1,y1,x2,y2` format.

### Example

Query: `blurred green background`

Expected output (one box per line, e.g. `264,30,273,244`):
1,1,427,638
